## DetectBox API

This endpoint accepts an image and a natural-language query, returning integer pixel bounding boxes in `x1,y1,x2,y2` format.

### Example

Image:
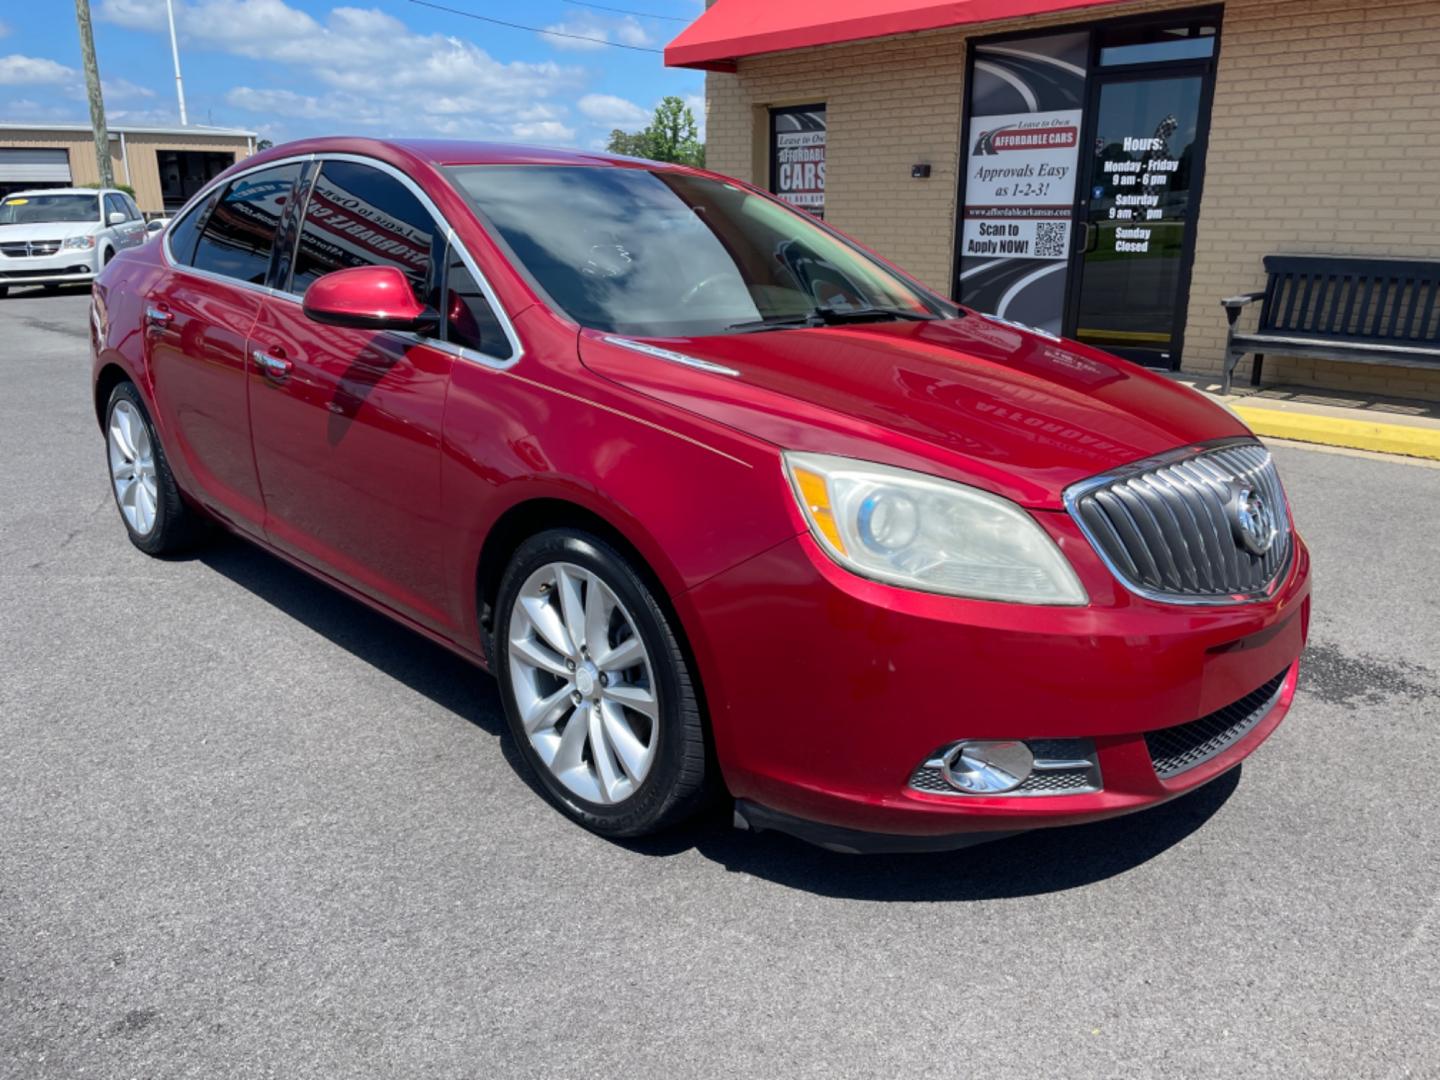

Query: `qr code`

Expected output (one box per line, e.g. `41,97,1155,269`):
1034,221,1067,258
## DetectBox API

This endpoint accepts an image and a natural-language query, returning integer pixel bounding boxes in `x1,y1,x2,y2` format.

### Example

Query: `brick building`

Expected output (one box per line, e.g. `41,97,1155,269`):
668,0,1440,400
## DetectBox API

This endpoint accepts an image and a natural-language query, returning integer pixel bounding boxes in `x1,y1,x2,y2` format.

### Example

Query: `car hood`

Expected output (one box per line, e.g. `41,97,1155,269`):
0,221,100,241
578,314,1250,508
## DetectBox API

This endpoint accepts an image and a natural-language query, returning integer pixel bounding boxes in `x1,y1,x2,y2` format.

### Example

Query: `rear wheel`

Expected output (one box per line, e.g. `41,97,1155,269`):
495,529,709,837
104,382,208,555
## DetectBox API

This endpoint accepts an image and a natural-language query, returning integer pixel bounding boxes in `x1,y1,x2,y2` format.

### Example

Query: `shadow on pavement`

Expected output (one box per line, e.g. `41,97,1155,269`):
197,533,1240,901
198,535,506,737
626,767,1241,901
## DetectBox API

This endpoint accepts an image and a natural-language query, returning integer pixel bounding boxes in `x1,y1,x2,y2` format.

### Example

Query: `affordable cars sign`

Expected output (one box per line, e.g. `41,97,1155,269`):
772,106,826,218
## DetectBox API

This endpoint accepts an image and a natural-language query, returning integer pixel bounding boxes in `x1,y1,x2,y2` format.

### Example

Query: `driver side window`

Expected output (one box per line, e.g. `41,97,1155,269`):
290,160,437,297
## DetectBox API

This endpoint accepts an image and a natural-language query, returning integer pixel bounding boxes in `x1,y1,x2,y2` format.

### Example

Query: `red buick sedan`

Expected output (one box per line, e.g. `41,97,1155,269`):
90,139,1310,852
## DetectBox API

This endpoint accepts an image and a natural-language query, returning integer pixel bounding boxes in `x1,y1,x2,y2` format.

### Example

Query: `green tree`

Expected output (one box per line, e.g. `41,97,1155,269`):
606,96,705,167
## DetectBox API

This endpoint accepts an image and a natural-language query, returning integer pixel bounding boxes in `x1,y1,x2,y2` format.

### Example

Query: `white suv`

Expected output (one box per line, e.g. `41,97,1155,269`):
0,187,148,296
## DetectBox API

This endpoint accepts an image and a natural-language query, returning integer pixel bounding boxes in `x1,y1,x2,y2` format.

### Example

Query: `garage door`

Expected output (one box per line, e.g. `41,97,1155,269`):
0,148,73,185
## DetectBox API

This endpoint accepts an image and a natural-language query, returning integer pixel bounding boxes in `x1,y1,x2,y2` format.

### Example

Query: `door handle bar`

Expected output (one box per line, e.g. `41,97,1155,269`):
252,350,293,381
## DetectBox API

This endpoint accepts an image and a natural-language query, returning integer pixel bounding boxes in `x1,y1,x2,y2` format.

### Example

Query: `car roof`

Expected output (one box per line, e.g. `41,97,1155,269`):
6,188,109,197
249,136,695,172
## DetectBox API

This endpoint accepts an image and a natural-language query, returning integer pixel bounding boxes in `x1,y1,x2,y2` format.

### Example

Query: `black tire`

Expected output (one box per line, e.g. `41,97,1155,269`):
0,286,8,299
104,381,209,556
494,529,710,838
102,247,115,266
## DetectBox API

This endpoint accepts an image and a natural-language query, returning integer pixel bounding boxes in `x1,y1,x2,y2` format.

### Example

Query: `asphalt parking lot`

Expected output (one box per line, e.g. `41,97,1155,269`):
2,287,1438,1079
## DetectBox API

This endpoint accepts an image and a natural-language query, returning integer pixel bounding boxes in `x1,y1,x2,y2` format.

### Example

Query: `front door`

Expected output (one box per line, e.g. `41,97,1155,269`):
957,9,1221,368
1068,71,1210,365
246,157,456,634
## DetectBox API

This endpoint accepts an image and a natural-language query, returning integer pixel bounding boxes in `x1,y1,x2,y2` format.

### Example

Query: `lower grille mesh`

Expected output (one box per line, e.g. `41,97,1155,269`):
1145,669,1289,780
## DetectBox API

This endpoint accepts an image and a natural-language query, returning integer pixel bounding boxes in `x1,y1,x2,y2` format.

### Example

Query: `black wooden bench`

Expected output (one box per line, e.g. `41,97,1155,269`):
1220,254,1440,393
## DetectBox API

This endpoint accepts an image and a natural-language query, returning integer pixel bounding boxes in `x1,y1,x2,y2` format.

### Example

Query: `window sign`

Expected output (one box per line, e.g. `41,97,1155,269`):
771,105,826,219
959,32,1088,334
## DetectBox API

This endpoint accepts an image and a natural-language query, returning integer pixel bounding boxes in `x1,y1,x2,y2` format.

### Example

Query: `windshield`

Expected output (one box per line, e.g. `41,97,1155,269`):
0,193,101,225
446,165,950,338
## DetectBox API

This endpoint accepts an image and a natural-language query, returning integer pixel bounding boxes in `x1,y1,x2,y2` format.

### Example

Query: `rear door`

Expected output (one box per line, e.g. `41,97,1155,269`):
246,157,461,632
143,162,302,534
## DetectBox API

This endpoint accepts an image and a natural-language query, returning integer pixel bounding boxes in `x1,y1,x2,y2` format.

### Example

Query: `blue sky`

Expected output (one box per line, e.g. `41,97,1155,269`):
0,0,706,149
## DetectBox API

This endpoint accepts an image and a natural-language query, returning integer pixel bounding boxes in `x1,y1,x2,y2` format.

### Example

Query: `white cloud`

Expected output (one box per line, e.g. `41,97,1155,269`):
541,15,652,52
685,92,706,142
0,20,11,38
0,53,76,86
0,53,157,107
578,94,649,128
510,120,577,144
103,77,156,101
98,0,586,141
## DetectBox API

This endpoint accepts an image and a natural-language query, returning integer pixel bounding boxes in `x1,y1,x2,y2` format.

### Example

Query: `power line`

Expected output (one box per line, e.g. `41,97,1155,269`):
561,0,689,22
407,0,665,52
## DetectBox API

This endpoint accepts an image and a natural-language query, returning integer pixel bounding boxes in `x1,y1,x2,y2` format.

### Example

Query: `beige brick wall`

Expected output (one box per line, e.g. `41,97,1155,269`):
703,0,1440,401
1183,0,1440,398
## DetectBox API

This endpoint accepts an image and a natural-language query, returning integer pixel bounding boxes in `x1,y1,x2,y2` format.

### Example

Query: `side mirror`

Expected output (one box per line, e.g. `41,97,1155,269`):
146,220,164,233
302,265,436,333
107,211,126,225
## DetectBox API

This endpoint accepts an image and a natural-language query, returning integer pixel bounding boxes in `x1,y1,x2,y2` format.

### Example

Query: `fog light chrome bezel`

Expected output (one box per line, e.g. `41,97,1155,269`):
939,740,1035,794
911,738,1102,798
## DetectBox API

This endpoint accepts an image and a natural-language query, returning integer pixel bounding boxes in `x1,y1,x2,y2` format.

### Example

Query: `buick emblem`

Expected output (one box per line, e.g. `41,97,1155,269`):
1231,485,1277,556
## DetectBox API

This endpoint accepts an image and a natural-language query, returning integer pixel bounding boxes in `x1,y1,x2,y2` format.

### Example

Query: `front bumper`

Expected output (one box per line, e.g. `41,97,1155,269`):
678,520,1311,848
0,248,101,286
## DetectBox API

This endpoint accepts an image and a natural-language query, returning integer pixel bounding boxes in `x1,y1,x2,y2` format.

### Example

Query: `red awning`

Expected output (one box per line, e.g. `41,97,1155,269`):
666,0,1129,70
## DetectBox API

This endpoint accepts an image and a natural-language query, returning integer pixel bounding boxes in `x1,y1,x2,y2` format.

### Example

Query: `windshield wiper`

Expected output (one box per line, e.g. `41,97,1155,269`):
813,305,939,324
725,305,940,333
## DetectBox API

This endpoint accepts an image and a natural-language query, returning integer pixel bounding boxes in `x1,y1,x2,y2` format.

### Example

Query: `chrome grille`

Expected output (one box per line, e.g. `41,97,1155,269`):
1,240,61,257
1066,441,1292,604
1146,669,1289,779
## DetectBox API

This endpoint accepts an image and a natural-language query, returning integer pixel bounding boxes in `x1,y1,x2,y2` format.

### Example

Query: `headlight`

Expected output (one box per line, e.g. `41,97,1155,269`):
62,235,97,251
784,451,1088,605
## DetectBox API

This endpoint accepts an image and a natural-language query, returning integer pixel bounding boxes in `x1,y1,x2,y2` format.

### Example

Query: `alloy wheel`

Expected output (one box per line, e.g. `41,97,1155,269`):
507,561,659,805
108,399,159,536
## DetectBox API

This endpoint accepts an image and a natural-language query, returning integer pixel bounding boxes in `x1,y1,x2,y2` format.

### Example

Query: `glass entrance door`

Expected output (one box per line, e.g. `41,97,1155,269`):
1069,74,1207,364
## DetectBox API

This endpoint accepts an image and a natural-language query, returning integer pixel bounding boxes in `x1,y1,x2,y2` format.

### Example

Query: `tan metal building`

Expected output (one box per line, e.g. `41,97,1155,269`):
0,122,256,216
671,0,1440,401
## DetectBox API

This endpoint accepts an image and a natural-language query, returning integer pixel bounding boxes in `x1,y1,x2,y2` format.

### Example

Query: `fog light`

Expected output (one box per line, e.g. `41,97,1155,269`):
940,740,1034,794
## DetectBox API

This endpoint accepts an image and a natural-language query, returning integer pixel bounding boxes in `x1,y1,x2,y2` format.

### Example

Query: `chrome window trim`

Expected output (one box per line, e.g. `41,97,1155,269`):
159,150,523,371
601,335,739,376
1063,436,1295,607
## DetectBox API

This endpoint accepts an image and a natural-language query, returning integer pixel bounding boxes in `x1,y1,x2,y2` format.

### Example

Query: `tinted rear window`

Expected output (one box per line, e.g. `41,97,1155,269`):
191,164,300,285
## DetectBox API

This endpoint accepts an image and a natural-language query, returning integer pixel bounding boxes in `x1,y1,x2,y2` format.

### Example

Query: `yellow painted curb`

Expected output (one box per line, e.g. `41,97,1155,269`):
1233,405,1440,462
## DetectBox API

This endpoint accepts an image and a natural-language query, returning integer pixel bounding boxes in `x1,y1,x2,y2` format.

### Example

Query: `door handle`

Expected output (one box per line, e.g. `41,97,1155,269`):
145,305,172,329
1078,221,1099,254
252,349,293,382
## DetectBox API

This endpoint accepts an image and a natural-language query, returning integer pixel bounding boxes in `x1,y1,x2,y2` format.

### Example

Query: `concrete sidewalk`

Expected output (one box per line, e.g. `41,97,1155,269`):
1171,375,1440,461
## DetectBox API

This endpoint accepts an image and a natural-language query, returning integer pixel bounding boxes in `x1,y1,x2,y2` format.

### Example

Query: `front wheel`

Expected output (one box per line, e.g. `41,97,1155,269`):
495,530,710,837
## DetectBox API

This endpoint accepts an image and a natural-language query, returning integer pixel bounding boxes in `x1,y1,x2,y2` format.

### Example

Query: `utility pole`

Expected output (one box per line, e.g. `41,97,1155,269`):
165,0,188,125
74,0,114,188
